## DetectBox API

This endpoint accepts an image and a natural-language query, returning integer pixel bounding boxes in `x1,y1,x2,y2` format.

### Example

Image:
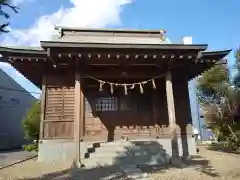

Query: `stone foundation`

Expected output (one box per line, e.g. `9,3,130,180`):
38,136,196,165
38,139,75,162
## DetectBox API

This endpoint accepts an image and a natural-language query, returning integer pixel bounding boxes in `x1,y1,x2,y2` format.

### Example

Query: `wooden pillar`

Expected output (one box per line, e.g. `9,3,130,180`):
74,72,84,166
39,75,46,140
80,80,85,138
74,72,81,165
165,71,180,163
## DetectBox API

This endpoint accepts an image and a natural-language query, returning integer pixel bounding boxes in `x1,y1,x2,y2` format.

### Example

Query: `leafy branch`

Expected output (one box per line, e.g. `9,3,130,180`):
0,0,18,33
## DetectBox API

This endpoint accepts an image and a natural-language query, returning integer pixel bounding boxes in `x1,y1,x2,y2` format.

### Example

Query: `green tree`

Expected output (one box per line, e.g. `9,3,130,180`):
197,64,229,105
0,0,18,33
233,47,240,88
22,101,41,142
197,52,240,150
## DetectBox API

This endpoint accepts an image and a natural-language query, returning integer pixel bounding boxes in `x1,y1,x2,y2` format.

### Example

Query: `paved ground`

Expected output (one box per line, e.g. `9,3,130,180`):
0,147,239,180
0,149,37,169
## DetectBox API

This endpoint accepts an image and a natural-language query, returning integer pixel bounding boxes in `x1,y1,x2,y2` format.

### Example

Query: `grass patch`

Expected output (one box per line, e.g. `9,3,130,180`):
22,143,38,152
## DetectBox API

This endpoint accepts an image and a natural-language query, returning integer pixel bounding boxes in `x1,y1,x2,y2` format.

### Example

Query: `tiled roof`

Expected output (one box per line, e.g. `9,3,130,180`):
50,34,171,45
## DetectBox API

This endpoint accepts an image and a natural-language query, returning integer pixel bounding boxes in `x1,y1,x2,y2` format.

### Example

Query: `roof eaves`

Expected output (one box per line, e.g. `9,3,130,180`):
202,49,232,56
54,26,164,34
0,46,46,55
41,41,208,51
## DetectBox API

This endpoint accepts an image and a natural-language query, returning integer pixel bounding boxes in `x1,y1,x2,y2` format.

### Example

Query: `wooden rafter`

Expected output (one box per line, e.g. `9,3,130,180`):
47,48,57,68
0,45,231,88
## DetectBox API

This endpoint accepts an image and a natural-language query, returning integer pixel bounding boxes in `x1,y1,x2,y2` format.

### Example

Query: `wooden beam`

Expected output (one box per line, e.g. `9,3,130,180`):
74,71,82,166
80,72,164,79
80,79,85,138
54,52,198,61
86,63,162,68
7,56,46,62
47,48,57,68
165,71,181,164
40,75,46,140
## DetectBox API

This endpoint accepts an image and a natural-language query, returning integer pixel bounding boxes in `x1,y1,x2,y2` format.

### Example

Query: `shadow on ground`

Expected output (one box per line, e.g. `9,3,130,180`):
139,156,218,178
12,141,220,180
13,156,219,180
206,143,240,155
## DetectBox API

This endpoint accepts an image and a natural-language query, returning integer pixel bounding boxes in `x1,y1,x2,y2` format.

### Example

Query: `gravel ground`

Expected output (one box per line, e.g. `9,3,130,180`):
0,146,239,180
148,146,240,180
0,160,130,180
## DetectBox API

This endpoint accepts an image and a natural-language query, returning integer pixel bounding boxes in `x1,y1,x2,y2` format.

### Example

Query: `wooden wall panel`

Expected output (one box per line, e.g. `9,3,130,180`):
43,121,73,138
83,83,170,141
43,74,75,139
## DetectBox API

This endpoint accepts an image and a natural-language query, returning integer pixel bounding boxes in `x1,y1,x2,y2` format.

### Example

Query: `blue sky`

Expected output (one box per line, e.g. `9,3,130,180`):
0,0,239,98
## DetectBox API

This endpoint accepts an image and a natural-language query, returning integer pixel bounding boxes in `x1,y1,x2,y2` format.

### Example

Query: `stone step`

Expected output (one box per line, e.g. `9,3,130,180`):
82,158,115,168
99,140,166,147
91,152,169,162
82,141,171,169
84,156,137,167
85,156,168,166
94,146,131,152
99,141,133,147
89,151,127,158
83,157,168,170
85,150,170,165
95,145,167,154
99,142,168,151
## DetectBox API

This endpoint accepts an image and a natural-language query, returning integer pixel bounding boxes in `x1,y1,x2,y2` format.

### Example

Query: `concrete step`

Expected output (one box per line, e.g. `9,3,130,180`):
84,156,134,166
95,146,131,152
83,157,168,169
89,151,127,158
83,158,115,168
99,142,168,151
85,155,168,166
99,141,133,147
95,145,167,154
99,141,163,147
82,141,171,168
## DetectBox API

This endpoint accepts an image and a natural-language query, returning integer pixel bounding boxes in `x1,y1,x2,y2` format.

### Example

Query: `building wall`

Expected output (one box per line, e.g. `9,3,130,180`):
41,71,193,141
39,71,197,163
0,69,36,150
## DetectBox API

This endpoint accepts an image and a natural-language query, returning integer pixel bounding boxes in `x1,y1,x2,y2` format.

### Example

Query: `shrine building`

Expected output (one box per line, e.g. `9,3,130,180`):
0,26,230,167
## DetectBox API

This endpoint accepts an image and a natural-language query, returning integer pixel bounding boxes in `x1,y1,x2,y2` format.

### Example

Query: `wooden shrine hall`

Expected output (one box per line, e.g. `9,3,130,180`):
0,26,230,167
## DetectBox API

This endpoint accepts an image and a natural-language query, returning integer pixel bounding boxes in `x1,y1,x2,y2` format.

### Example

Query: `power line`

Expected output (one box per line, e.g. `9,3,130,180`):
0,86,41,94
0,101,39,108
0,104,32,108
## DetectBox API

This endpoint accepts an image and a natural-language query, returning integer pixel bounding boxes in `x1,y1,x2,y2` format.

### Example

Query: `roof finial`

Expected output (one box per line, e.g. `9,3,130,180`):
58,28,63,38
159,29,167,42
183,36,192,44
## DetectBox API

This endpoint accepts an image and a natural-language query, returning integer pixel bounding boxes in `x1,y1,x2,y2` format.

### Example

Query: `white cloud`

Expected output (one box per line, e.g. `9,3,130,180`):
3,0,132,46
1,0,132,95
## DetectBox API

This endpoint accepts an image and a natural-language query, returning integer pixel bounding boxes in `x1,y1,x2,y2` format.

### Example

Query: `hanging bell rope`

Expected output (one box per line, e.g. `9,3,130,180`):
81,70,168,94
139,83,144,94
98,80,105,91
130,84,135,90
152,79,156,89
123,84,128,95
110,83,114,94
